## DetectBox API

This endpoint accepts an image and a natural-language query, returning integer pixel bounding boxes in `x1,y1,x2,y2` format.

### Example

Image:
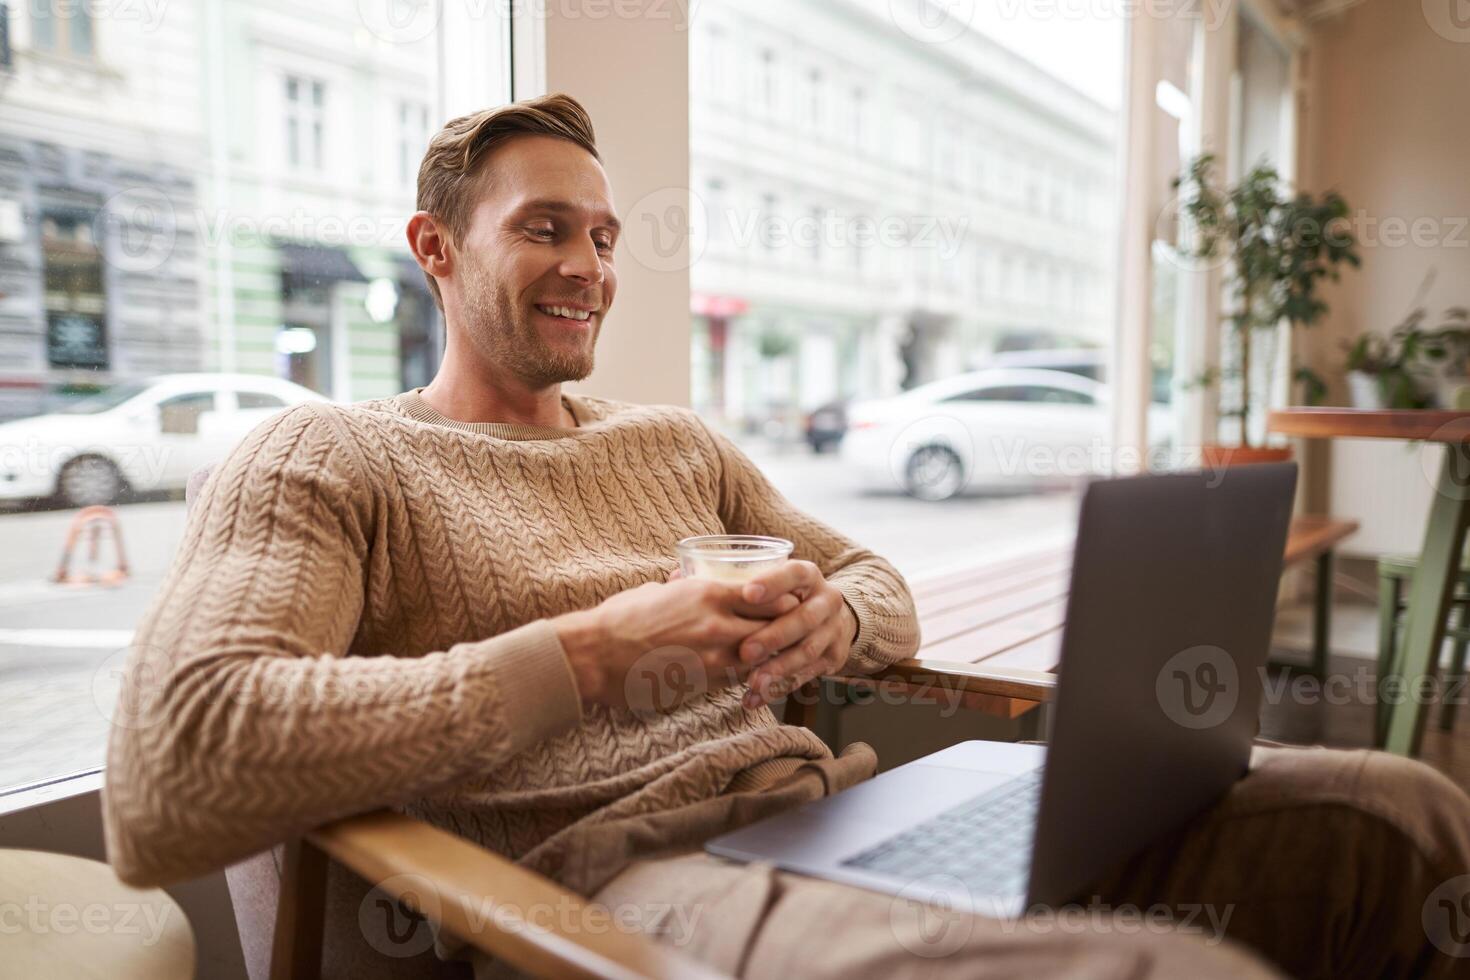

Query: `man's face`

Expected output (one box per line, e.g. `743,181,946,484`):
451,134,619,388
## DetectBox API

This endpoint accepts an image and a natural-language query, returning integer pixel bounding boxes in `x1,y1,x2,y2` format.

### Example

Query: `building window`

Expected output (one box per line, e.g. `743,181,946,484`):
286,75,326,171
42,212,108,369
760,192,778,254
704,177,727,247
399,100,430,187
705,25,728,101
805,68,823,131
758,48,777,114
31,0,94,58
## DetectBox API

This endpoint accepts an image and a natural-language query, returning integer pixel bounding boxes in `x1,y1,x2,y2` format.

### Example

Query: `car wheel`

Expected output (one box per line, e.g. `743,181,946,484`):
57,455,126,507
904,445,965,501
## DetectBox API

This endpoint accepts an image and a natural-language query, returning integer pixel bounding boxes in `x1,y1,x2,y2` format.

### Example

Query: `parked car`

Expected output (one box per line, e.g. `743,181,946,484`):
840,368,1169,501
803,400,848,453
980,348,1174,405
0,373,327,507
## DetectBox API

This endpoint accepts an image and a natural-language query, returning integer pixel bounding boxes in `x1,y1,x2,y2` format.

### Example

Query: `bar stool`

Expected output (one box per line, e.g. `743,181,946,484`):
1376,554,1470,740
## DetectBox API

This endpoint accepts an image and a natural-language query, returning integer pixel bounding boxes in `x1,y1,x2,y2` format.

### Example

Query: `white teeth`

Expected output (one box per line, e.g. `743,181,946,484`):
540,305,591,321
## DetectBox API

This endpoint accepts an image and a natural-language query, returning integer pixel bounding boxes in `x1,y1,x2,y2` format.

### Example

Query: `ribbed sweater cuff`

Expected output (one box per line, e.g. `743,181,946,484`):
482,619,584,749
833,581,881,674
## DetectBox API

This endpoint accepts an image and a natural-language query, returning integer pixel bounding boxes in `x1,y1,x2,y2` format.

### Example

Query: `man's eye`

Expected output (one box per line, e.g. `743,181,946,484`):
595,237,614,252
528,226,556,240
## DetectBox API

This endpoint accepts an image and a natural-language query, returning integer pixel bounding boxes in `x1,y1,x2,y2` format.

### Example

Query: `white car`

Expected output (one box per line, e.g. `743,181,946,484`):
841,368,1169,500
0,373,328,507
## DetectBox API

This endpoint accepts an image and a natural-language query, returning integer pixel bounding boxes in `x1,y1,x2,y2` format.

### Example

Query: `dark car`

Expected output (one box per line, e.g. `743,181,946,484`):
804,400,848,453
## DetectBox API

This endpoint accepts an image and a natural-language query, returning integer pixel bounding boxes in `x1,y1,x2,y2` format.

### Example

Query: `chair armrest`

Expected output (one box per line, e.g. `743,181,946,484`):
307,811,728,980
842,660,1057,702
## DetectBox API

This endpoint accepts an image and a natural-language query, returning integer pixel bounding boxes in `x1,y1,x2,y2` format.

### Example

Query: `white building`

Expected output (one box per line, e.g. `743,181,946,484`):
0,0,208,419
689,0,1118,429
0,0,507,418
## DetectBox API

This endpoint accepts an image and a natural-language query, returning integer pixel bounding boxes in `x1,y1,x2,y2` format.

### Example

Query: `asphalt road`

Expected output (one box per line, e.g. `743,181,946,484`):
0,446,1078,792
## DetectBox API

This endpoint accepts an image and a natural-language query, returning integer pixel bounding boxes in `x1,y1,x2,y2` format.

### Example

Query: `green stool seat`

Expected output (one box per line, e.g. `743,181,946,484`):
1377,555,1470,737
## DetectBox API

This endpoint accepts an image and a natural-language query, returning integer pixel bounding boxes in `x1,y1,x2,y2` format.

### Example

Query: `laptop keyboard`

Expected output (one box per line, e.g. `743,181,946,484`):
840,768,1042,900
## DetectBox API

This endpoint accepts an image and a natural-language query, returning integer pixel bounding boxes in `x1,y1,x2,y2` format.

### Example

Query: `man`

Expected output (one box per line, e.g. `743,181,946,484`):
105,95,1470,979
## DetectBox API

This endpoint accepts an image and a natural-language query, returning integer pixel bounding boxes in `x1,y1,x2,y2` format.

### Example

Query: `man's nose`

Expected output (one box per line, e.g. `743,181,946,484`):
559,236,604,286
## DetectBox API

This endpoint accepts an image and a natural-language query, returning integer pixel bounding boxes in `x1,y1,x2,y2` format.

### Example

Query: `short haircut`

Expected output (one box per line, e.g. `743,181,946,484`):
415,93,599,308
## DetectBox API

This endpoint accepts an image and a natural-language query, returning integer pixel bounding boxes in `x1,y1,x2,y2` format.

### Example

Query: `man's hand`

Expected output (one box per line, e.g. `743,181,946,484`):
734,560,858,709
555,577,798,711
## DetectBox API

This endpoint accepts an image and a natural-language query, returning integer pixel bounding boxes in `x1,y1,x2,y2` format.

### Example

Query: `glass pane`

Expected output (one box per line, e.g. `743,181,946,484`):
31,1,56,50
1148,14,1200,457
689,0,1126,576
69,6,94,56
0,2,507,794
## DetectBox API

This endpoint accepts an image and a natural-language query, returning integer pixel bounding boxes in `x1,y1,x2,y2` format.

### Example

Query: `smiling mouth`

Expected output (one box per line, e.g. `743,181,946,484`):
534,304,594,322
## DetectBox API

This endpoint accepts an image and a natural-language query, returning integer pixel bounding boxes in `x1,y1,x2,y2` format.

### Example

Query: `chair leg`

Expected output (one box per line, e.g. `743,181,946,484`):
1310,550,1334,679
1375,573,1403,747
270,838,327,980
1441,602,1470,732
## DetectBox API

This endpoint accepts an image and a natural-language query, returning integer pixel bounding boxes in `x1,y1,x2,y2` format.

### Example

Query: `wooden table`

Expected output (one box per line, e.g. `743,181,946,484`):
0,848,196,978
1270,408,1470,756
799,516,1358,740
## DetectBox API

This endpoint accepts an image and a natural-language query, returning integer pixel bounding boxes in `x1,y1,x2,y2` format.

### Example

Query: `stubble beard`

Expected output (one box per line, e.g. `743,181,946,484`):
461,257,598,389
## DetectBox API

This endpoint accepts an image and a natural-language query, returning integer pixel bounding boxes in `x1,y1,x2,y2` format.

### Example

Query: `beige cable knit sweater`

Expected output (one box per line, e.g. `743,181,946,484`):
102,390,919,888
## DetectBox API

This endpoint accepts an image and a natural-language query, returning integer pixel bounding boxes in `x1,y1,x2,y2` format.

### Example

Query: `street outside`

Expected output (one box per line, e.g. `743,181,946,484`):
0,444,1078,794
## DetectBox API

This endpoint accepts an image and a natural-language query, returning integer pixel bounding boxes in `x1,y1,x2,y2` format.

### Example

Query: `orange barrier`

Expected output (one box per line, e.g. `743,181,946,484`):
52,506,131,587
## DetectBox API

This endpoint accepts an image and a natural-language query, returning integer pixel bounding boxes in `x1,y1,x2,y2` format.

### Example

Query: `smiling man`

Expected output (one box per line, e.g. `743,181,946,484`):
103,95,1470,980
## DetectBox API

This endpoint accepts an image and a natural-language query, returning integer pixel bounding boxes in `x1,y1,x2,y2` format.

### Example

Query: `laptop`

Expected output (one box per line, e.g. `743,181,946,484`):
707,463,1298,917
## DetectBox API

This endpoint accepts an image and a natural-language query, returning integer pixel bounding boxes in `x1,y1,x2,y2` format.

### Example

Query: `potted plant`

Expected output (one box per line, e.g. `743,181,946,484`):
1173,155,1360,465
1343,306,1470,409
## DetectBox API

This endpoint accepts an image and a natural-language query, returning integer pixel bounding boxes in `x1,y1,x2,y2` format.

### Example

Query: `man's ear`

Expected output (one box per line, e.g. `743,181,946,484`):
406,211,452,286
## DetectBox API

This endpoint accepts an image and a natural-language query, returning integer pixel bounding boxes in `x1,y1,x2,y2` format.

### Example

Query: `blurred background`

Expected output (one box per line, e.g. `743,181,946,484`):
1,0,1466,791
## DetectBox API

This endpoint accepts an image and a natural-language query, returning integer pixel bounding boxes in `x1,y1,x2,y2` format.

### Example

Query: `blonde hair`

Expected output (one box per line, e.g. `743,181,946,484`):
415,93,599,308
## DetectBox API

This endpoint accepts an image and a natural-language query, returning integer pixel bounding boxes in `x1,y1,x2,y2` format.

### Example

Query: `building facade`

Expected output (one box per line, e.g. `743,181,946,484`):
689,0,1119,430
0,0,207,419
0,0,510,420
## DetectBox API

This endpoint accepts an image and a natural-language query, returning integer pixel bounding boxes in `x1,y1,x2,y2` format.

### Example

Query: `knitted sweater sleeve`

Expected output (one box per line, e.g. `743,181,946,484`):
698,420,921,674
101,404,584,887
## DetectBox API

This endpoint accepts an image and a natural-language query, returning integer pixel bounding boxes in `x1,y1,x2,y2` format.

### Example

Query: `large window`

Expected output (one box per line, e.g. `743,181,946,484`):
689,0,1127,577
0,0,508,795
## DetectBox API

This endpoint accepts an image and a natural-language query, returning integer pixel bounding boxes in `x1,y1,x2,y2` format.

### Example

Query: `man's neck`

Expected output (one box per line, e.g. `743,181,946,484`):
419,367,572,429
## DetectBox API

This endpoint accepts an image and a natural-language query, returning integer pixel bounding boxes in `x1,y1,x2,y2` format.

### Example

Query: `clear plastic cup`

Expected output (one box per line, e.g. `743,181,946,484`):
677,534,794,584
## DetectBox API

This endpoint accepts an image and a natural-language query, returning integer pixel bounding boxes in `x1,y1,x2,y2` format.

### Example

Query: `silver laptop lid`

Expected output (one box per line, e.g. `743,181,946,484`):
1027,463,1297,907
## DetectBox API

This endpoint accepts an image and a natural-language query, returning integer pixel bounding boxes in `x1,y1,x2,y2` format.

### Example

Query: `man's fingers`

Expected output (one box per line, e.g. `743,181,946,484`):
731,593,800,620
738,590,837,664
741,559,818,604
743,623,838,707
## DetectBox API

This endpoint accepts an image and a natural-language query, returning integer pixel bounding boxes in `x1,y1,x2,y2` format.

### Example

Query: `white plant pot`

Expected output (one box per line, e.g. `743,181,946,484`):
1346,371,1384,410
